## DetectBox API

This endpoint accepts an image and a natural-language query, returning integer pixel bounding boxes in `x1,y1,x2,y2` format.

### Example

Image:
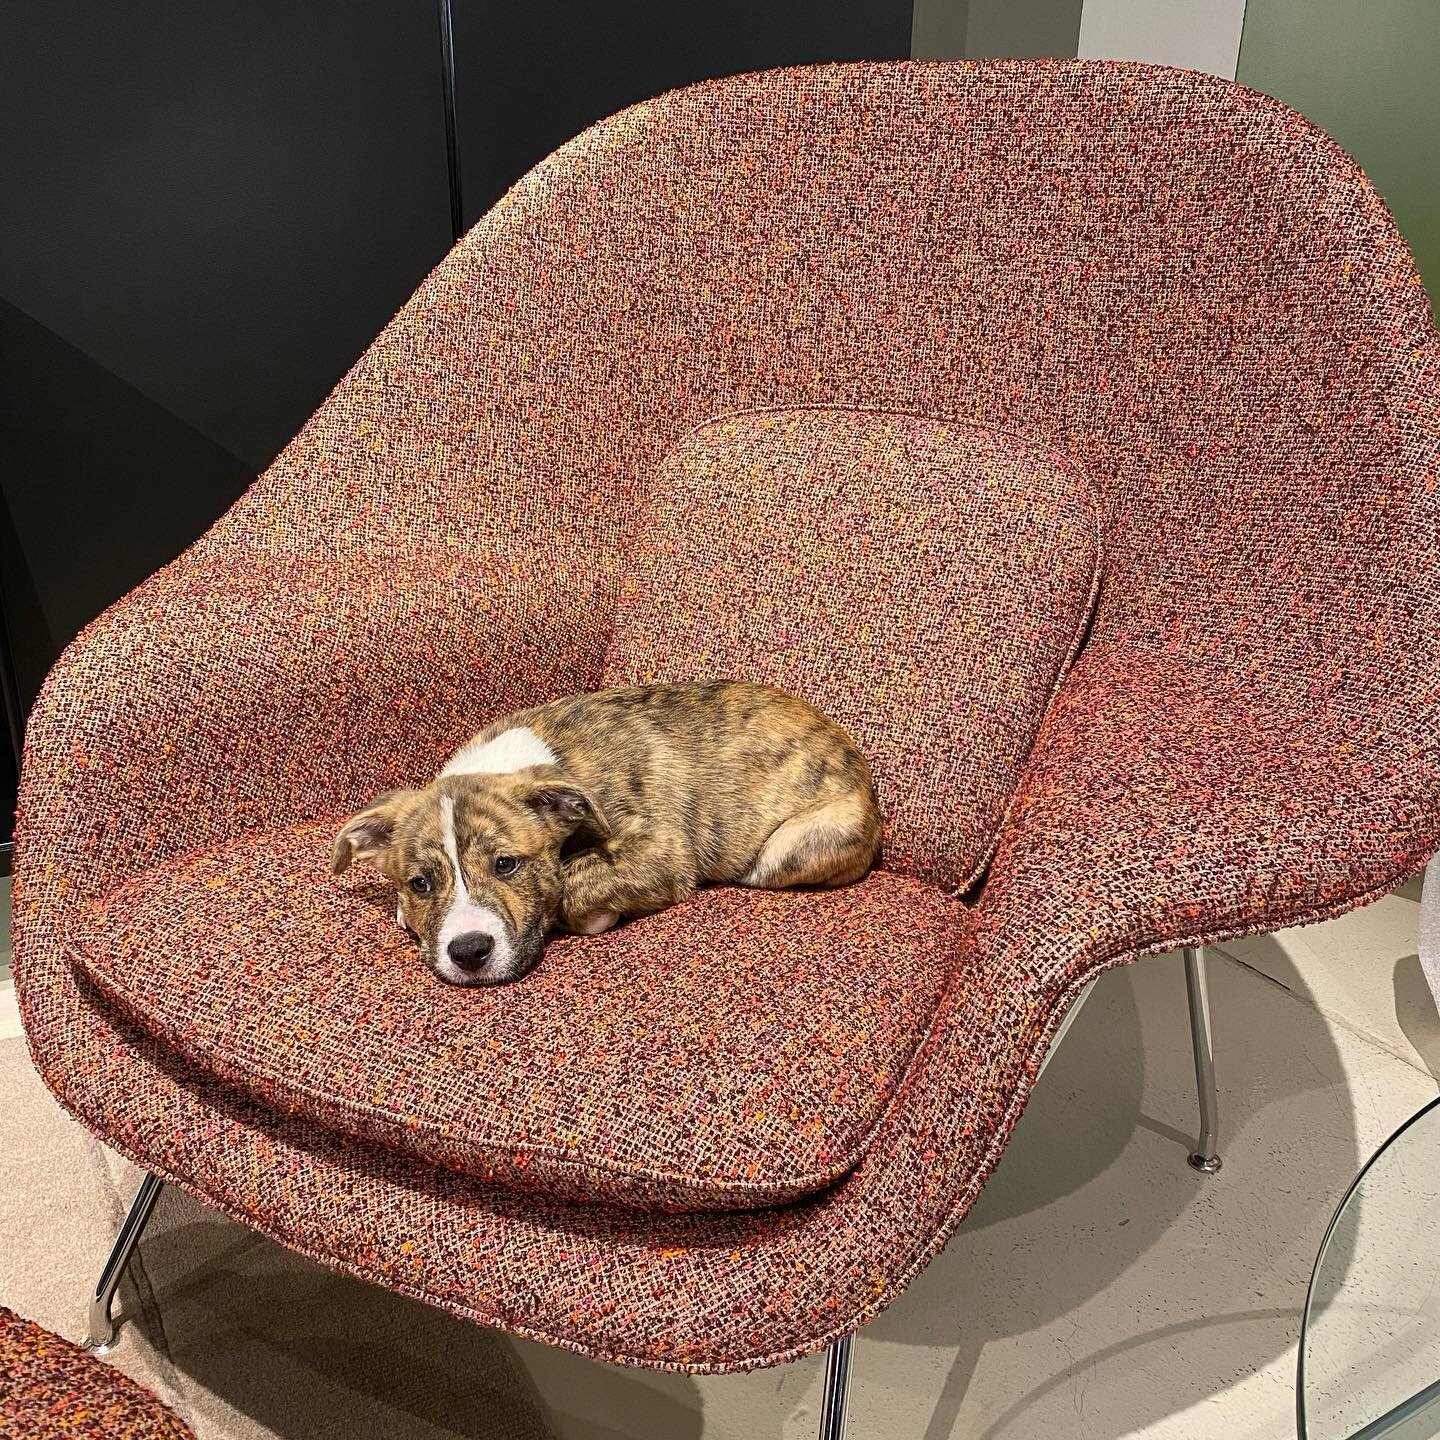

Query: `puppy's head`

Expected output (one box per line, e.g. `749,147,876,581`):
332,769,609,986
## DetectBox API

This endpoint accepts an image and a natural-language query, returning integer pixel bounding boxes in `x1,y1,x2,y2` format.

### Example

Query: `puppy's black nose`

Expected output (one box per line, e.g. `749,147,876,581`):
447,931,494,972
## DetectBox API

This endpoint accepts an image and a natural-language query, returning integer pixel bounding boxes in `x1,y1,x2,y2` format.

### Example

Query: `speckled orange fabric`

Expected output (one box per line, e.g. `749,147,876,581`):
0,1308,193,1440
605,407,1100,886
14,61,1440,1373
71,822,961,1212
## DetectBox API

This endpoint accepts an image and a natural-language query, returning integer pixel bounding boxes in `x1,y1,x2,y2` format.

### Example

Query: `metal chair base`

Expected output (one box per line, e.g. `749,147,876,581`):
85,1171,163,1352
1183,946,1222,1174
818,1334,854,1439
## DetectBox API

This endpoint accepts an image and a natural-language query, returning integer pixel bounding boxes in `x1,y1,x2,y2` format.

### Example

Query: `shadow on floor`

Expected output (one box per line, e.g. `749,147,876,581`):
1393,952,1440,1080
123,1187,689,1440
859,945,1367,1440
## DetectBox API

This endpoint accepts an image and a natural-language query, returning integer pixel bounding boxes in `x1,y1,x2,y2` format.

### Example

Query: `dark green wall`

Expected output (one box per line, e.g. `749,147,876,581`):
1237,0,1440,312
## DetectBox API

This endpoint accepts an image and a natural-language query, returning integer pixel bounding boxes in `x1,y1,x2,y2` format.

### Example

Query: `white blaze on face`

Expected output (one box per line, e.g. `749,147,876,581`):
440,726,556,778
433,793,514,984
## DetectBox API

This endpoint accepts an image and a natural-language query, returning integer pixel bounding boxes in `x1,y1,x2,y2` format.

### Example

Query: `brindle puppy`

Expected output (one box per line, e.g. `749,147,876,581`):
332,681,881,986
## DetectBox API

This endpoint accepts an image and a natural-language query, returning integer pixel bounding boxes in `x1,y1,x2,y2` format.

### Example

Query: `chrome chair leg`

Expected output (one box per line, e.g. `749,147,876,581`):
86,1172,163,1352
1183,947,1222,1174
818,1335,854,1440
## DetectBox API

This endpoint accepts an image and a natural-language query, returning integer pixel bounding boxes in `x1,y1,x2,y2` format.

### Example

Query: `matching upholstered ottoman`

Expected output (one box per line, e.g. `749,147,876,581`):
0,1307,192,1440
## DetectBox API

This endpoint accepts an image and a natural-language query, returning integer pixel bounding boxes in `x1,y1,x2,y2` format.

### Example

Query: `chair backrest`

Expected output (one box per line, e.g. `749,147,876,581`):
602,406,1102,885
230,60,1438,716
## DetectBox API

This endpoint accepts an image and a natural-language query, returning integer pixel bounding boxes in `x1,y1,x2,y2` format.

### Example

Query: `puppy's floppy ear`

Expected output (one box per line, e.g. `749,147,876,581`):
332,789,418,875
523,782,612,841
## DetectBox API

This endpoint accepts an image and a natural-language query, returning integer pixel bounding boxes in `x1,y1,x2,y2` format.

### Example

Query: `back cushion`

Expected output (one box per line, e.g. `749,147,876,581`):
603,407,1101,886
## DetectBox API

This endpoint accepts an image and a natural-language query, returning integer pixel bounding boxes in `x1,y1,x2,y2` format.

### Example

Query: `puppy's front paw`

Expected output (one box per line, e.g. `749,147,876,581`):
567,909,620,936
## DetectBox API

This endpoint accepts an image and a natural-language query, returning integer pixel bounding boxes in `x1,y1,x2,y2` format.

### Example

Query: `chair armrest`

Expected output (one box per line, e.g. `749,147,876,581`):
972,639,1438,997
880,639,1437,1176
14,545,608,901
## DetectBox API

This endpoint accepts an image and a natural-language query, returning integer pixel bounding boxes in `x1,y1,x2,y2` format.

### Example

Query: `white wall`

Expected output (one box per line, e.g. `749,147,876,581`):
1077,0,1248,79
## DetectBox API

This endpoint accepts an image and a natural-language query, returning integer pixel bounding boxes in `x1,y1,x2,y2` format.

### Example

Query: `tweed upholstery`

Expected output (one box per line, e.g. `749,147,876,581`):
71,823,961,1211
0,1307,193,1439
14,62,1440,1373
605,406,1100,885
20,550,609,849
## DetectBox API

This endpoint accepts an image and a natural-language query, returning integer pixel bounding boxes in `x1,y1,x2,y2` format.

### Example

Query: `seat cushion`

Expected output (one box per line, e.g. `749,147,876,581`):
604,406,1102,887
69,822,962,1213
0,1307,194,1440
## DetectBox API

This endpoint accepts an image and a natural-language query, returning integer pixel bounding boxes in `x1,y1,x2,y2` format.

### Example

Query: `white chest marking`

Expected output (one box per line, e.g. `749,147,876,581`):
440,726,556,778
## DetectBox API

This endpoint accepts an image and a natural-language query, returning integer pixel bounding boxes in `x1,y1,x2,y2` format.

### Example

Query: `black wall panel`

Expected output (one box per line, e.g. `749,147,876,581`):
1,2,454,474
454,0,912,221
0,1,912,845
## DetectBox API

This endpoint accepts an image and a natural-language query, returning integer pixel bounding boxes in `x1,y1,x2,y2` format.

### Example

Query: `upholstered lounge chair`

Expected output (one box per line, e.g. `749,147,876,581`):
14,60,1439,1438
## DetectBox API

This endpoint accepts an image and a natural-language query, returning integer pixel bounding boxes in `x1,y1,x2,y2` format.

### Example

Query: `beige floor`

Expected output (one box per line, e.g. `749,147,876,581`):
2,874,1437,1439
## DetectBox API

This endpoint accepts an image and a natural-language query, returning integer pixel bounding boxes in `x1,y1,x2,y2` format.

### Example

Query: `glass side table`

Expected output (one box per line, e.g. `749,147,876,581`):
1300,1096,1440,1439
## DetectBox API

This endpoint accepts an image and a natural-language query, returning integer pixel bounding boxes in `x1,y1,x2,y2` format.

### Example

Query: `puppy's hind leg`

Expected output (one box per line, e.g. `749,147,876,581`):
743,792,881,890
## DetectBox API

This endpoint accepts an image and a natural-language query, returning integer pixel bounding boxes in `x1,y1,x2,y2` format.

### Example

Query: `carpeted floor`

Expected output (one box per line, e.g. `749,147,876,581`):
0,1026,556,1440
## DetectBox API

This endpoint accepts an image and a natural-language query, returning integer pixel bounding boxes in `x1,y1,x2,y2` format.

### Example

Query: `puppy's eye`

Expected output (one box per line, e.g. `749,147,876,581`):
493,855,520,878
408,874,433,896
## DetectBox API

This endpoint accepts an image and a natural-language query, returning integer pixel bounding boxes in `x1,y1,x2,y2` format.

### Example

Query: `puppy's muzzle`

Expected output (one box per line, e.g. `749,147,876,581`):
446,930,494,977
